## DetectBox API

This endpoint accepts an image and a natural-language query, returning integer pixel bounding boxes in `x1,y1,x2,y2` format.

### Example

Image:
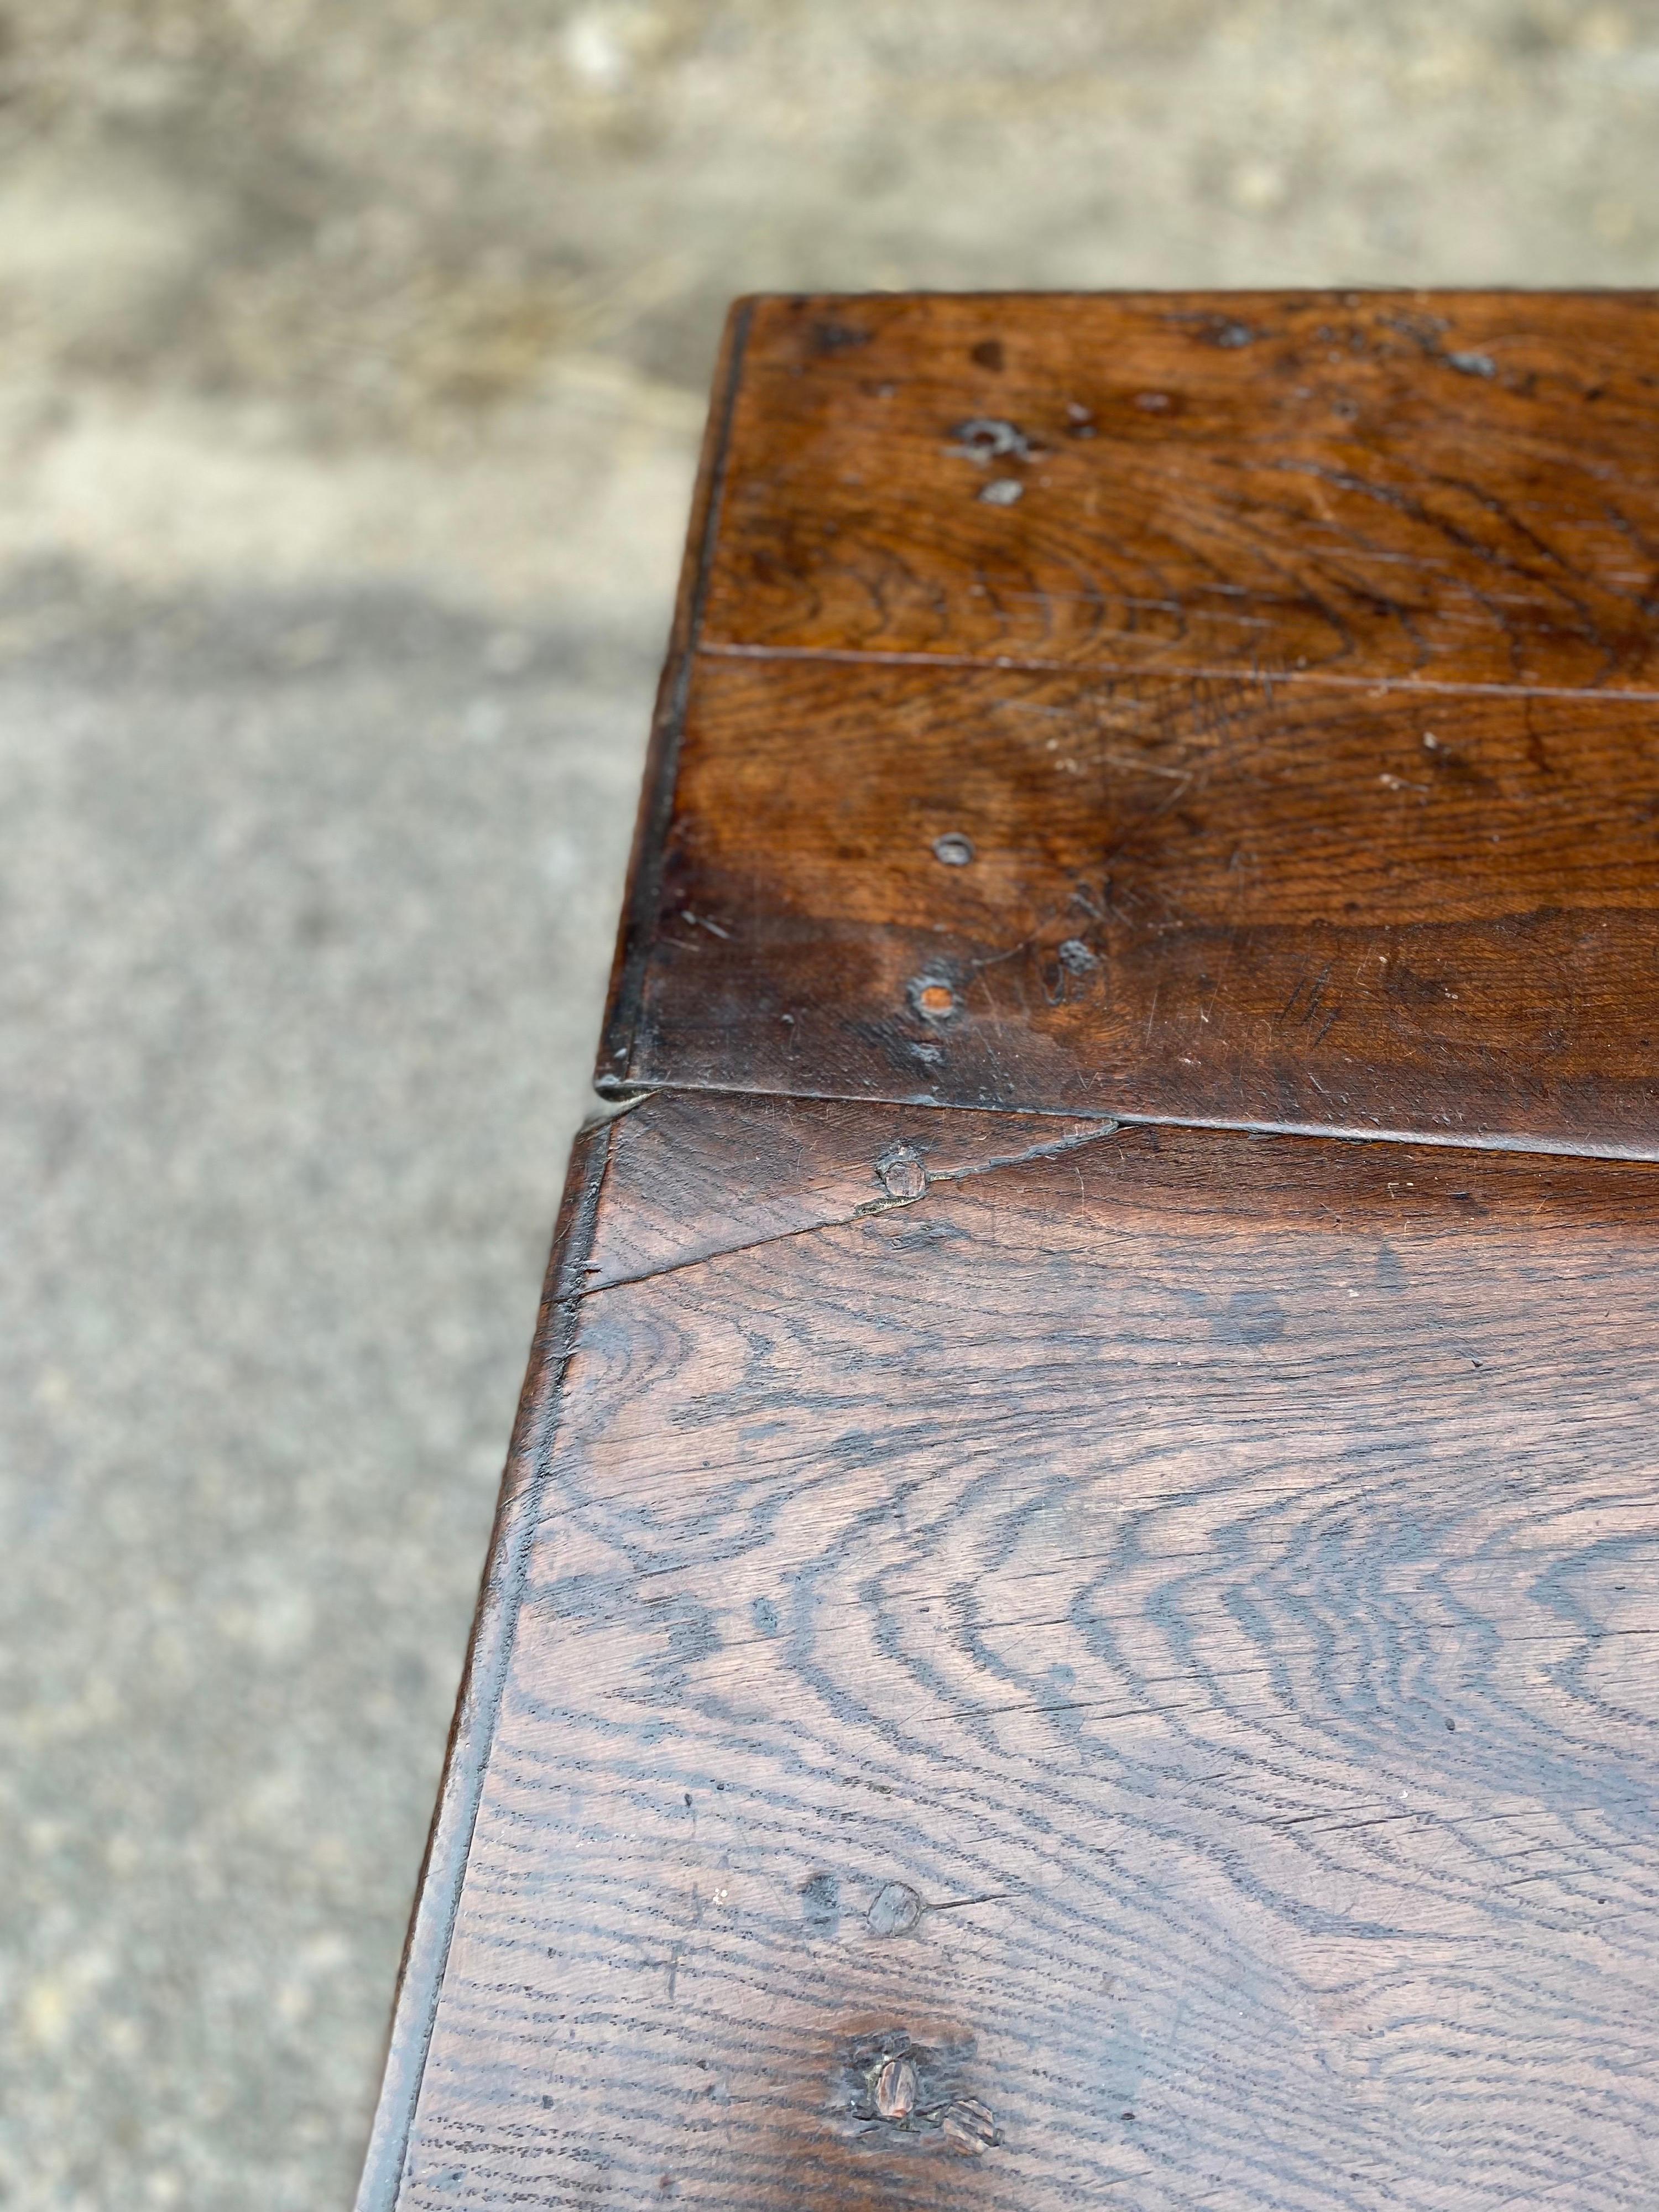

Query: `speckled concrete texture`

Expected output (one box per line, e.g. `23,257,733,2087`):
0,585,652,2209
2,4,1657,2205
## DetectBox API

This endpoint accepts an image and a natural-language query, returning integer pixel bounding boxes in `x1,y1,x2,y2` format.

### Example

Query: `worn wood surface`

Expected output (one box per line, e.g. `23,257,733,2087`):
598,290,1659,1154
354,1120,612,2206
359,294,1659,2212
701,292,1659,687
608,651,1659,1149
379,1096,1659,2211
583,1089,1107,1290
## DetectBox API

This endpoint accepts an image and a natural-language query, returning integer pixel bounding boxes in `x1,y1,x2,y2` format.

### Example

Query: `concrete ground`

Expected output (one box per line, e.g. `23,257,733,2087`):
2,4,1657,2205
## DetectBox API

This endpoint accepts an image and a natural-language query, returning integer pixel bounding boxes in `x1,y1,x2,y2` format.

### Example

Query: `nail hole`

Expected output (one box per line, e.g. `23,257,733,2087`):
910,978,957,1021
950,416,1032,462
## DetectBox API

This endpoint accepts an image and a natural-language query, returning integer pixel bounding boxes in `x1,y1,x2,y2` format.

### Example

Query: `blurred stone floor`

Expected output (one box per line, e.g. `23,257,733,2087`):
1,3,1656,2205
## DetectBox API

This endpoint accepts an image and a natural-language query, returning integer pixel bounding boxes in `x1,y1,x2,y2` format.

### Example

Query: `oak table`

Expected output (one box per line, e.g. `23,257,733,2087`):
357,294,1659,2211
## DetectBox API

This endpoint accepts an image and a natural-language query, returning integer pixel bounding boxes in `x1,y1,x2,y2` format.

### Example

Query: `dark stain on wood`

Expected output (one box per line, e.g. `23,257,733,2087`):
605,653,1659,1152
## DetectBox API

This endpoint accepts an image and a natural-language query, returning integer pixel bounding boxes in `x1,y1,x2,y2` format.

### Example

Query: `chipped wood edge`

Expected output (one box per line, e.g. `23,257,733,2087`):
352,1117,616,2212
596,296,757,1097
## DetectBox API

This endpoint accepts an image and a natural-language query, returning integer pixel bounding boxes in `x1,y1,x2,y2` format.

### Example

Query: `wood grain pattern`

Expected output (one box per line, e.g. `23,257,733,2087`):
362,295,1659,2212
586,1089,1108,1290
386,1095,1659,2211
700,291,1659,688
356,1120,612,2212
606,651,1659,1152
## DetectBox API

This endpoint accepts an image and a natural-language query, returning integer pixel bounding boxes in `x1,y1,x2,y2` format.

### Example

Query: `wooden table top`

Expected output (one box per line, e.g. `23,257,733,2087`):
605,290,1659,1157
358,295,1659,2212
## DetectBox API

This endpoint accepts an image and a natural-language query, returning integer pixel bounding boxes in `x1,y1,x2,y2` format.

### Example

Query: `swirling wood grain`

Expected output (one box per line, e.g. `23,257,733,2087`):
395,1105,1659,2210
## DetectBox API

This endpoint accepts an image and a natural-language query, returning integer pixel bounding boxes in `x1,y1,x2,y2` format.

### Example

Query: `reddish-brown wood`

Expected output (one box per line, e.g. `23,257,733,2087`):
368,1096,1659,2212
583,1089,1106,1291
359,295,1659,2212
607,653,1659,1152
701,292,1659,688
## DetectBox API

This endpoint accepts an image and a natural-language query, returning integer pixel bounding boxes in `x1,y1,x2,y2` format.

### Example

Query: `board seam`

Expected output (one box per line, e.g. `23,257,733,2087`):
584,1074,1659,1167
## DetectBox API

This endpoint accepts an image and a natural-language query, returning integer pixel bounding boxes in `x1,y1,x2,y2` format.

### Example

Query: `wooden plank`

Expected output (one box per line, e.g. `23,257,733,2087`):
601,299,755,1113
355,1121,613,2212
585,1089,1107,1291
604,651,1659,1154
385,1095,1659,2211
698,291,1659,688
364,293,1659,2210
